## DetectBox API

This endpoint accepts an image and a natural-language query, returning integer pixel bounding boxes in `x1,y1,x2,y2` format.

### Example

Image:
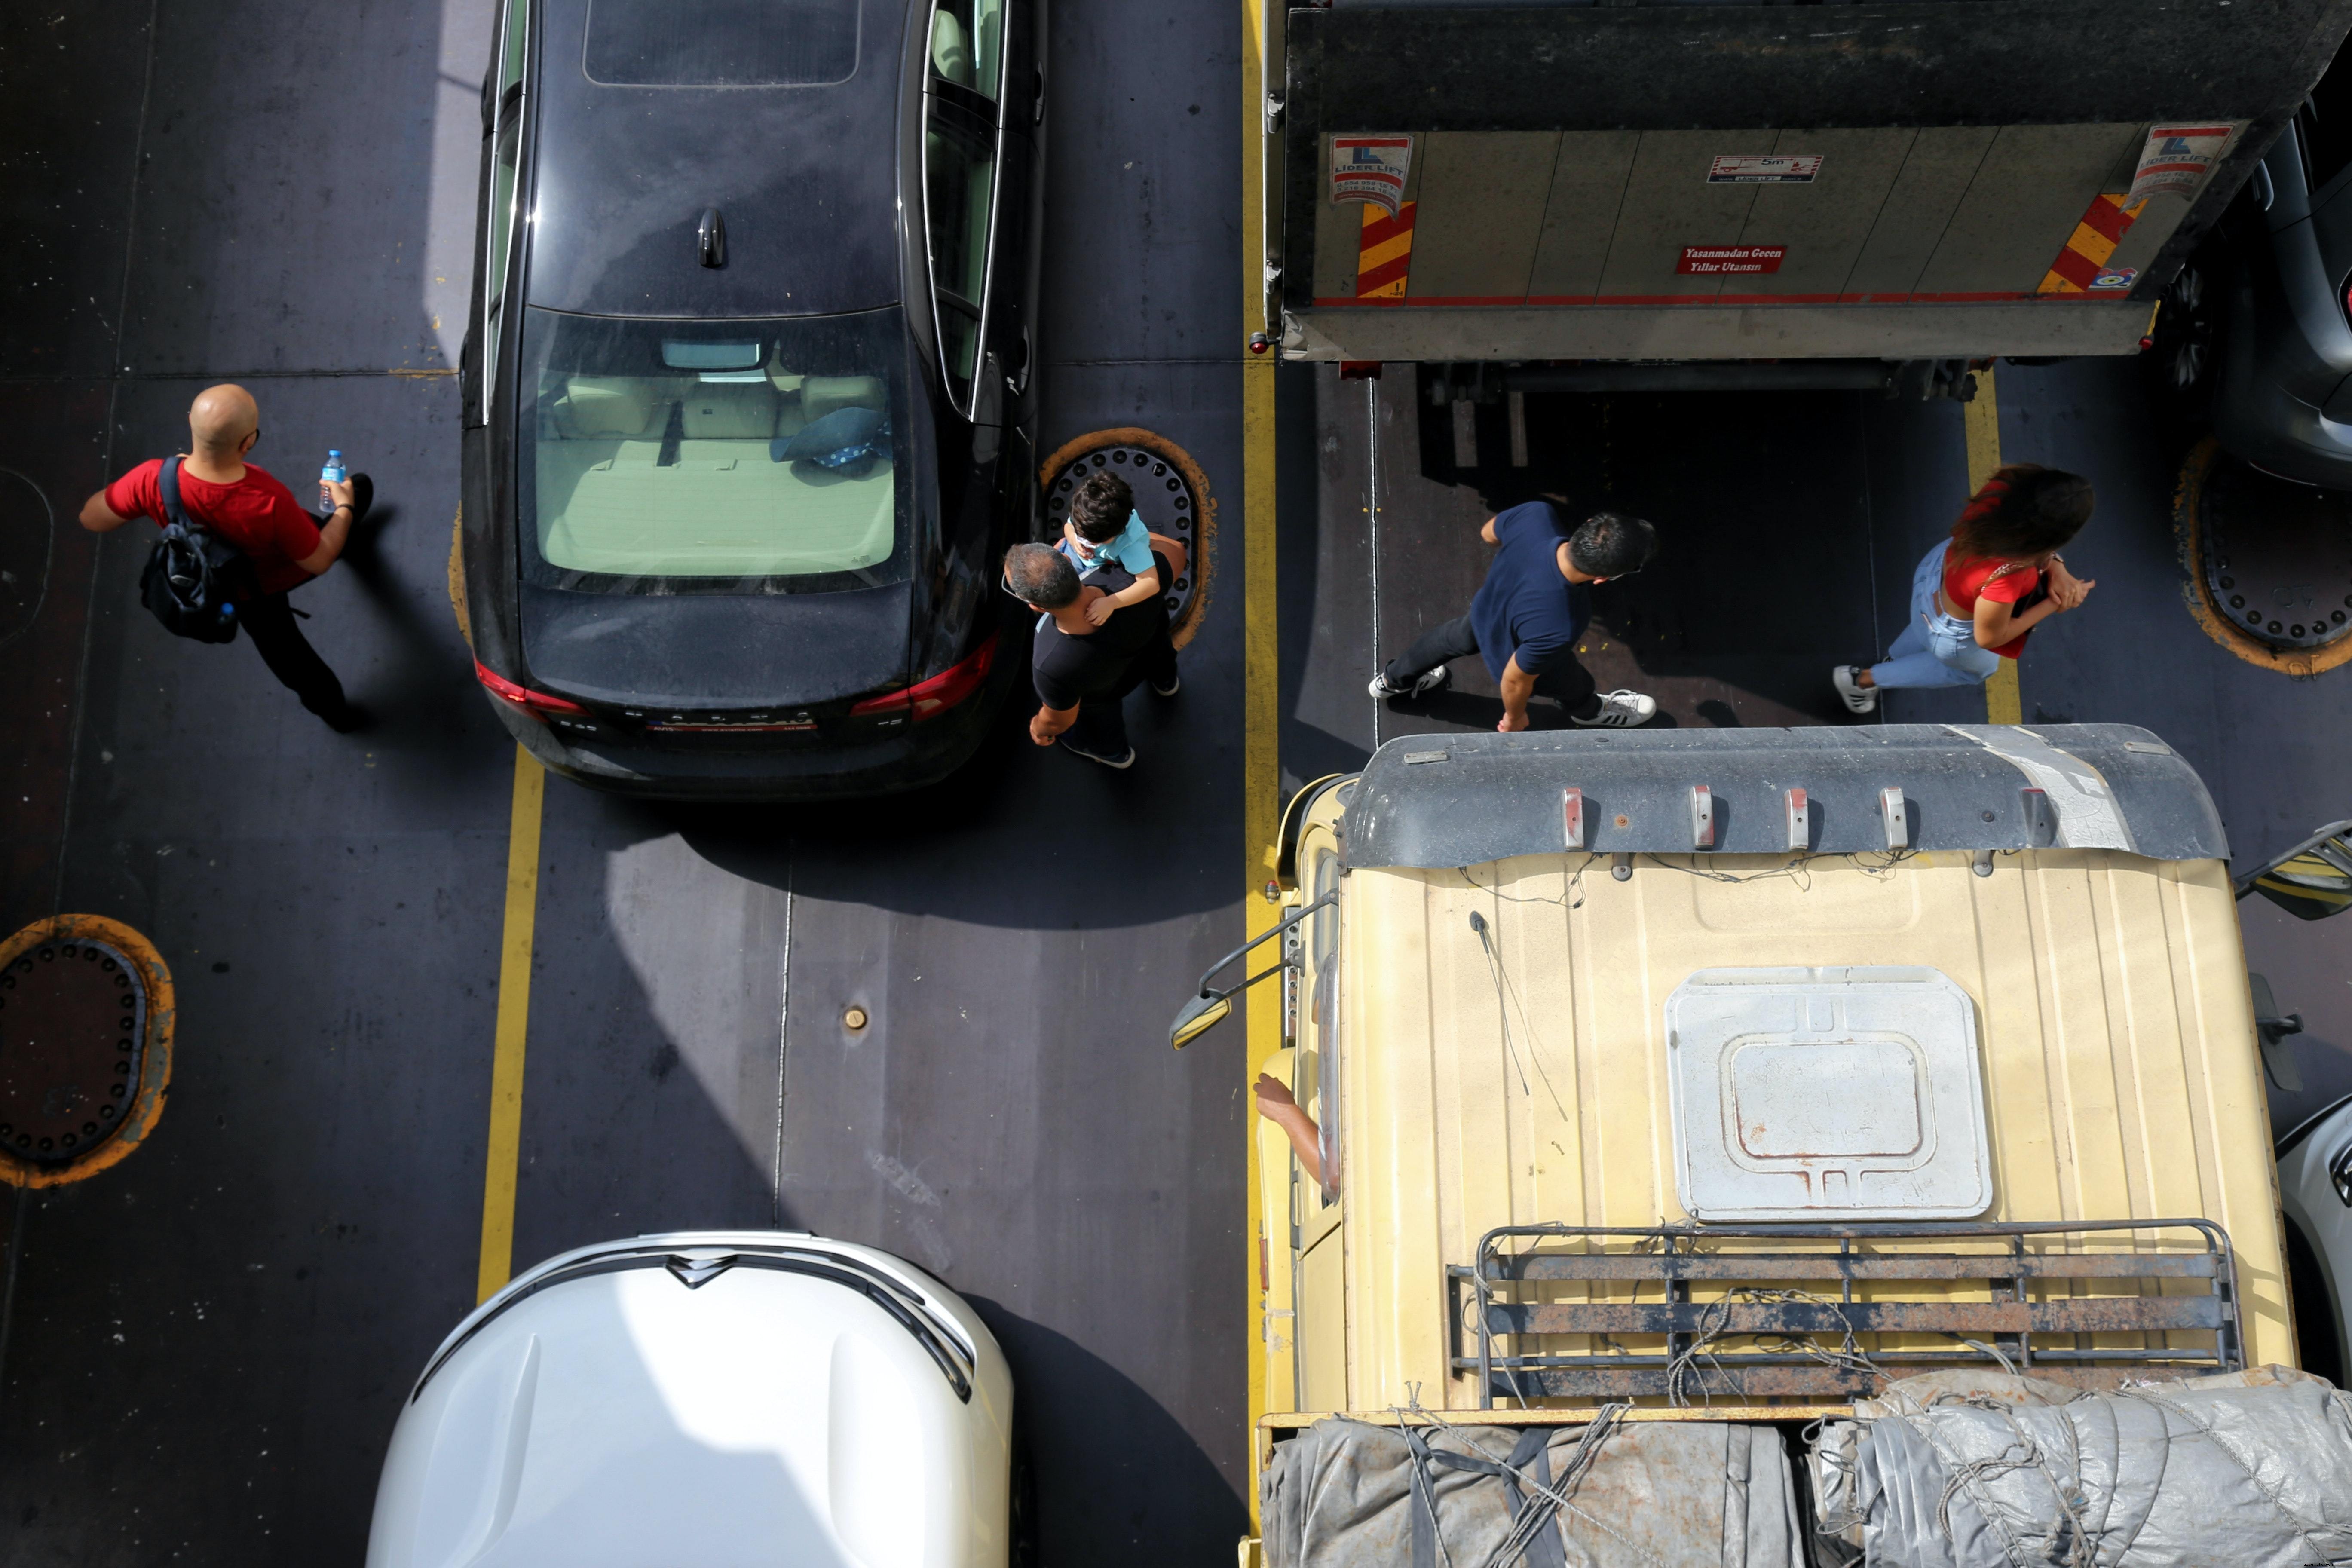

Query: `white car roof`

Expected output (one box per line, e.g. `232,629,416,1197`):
368,1246,985,1568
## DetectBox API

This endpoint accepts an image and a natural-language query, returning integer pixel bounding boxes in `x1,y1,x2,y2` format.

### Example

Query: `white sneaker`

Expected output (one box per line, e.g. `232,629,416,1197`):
1832,665,1879,714
1571,689,1657,727
1369,665,1452,701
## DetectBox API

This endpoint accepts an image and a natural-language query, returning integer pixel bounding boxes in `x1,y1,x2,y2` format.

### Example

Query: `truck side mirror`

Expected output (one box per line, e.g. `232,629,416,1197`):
1169,992,1233,1050
1165,890,1337,1050
2238,820,2352,921
2249,971,2305,1092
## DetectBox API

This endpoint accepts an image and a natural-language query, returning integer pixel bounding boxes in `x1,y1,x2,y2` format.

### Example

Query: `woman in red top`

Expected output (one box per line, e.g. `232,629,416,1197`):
1835,465,2095,712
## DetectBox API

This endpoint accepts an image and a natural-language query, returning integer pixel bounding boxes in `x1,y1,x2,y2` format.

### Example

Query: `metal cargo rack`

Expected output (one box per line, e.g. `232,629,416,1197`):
1450,1219,2243,1406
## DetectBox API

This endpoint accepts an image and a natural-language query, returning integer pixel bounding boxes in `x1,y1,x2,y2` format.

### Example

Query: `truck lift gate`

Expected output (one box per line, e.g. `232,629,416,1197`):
1266,0,2352,363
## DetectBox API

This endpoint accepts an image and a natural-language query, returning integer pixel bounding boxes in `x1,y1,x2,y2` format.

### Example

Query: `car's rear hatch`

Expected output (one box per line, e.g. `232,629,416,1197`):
518,581,914,747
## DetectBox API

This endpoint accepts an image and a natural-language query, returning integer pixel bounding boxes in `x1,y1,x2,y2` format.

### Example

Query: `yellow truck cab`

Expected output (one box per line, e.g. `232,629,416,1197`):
1204,725,2352,1566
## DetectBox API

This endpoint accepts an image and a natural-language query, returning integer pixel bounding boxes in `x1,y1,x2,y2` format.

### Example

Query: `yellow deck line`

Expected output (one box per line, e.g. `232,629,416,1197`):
1240,0,1282,1532
476,745,545,1302
1964,368,2021,726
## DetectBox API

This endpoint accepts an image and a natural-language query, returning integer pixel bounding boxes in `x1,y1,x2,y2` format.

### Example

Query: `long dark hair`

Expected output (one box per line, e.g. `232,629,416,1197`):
1949,463,2094,561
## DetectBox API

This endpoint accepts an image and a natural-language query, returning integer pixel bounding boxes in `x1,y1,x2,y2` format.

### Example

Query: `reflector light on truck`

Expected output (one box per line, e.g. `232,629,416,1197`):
849,634,998,723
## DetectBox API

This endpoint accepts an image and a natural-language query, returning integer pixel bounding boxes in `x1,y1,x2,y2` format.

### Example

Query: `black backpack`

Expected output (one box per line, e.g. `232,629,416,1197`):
138,456,255,644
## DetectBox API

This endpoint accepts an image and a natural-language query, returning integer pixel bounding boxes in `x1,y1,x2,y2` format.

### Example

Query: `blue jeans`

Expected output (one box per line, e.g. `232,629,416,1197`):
1869,539,2001,691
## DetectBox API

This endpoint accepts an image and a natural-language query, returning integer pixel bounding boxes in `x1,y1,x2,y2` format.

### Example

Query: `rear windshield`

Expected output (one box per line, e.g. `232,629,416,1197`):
584,0,858,86
517,307,912,595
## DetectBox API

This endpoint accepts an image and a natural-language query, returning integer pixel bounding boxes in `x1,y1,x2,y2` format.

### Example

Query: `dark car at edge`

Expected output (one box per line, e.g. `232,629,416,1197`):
456,0,1045,799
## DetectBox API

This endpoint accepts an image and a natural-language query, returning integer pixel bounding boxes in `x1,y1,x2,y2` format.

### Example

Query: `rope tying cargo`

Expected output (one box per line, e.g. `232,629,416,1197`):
1663,1288,1883,1407
1390,1398,1659,1568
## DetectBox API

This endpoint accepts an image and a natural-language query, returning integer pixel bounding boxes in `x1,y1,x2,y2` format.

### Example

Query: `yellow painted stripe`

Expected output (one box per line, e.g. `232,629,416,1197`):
476,744,545,1302
1964,364,2002,494
1240,0,1281,1528
1964,368,2023,725
1357,231,1415,272
2065,220,2119,267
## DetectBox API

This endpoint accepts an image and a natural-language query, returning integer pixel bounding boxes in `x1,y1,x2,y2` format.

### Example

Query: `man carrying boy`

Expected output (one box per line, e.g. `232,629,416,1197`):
1007,538,1182,769
1057,470,1164,627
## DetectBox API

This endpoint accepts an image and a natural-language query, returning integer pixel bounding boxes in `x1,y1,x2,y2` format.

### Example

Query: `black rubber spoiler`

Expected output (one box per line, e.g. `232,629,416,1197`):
1344,723,2226,867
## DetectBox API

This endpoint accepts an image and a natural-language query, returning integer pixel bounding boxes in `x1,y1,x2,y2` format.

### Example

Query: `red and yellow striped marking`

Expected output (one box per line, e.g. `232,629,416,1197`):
2037,193,2147,295
1356,202,1416,301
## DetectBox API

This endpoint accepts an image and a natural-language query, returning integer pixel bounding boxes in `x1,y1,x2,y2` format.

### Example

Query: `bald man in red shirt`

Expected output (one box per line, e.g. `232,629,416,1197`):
79,384,373,732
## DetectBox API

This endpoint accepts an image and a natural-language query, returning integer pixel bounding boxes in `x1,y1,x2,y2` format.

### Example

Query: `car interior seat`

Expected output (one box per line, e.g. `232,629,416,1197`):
557,377,657,438
972,0,1001,88
930,9,971,86
679,381,781,440
801,376,886,425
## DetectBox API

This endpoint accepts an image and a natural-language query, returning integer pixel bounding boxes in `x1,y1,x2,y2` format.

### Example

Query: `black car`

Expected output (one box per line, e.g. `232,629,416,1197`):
457,0,1045,798
2151,47,2352,488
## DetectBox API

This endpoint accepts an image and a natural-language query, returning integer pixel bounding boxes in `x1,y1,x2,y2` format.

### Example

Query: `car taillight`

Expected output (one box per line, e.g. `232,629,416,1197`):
849,634,997,723
475,661,588,720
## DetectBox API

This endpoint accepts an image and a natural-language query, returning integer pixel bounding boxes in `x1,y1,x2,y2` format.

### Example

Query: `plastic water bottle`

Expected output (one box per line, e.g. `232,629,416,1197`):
318,450,346,518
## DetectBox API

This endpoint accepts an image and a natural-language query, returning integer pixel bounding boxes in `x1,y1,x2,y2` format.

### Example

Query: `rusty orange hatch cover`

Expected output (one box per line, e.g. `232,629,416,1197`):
0,937,146,1159
0,917,174,1184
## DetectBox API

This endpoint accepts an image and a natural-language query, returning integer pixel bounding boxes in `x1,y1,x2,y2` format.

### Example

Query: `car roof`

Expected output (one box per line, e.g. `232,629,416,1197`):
524,0,911,318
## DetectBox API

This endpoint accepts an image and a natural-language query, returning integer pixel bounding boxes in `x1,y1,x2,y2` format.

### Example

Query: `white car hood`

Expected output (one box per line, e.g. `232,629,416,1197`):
368,1251,987,1568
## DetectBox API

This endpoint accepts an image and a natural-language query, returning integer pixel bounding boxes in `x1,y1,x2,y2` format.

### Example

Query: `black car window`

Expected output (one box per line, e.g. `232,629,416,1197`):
925,101,995,404
481,0,532,412
2307,52,2352,192
515,307,916,595
584,0,857,87
484,115,524,400
496,0,530,93
927,0,1002,100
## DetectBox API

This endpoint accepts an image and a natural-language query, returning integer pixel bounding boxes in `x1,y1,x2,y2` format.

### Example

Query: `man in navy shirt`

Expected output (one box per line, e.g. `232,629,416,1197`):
1370,502,1658,730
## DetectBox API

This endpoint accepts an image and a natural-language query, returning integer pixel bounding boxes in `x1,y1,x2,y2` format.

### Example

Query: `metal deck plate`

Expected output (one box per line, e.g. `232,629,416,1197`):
0,938,147,1162
2199,459,2352,652
1666,966,1991,1222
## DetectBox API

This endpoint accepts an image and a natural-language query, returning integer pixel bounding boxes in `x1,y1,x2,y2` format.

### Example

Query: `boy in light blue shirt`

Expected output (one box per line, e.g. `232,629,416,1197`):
1056,471,1163,626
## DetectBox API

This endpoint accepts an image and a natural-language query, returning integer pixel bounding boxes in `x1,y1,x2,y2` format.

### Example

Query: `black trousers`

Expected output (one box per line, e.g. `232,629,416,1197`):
240,590,348,718
1066,618,1176,755
1384,613,1599,719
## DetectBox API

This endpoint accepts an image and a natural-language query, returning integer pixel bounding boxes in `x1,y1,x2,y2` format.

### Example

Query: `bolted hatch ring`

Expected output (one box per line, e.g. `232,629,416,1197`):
2175,438,2352,675
2199,457,2352,652
0,916,174,1187
1038,428,1217,650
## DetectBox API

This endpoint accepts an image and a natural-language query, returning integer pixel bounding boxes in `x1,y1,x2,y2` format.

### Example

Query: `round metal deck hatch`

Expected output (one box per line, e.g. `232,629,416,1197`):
1038,429,1216,649
2197,457,2352,653
0,917,174,1186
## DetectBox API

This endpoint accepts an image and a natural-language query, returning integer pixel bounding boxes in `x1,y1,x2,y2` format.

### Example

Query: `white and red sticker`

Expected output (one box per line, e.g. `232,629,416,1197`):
2128,125,2232,203
1330,135,1414,215
1678,245,1785,276
1707,154,1822,184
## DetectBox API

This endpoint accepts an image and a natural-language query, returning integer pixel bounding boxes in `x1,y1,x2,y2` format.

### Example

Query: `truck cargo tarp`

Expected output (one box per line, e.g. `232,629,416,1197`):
1261,1413,1804,1568
1809,1366,2352,1567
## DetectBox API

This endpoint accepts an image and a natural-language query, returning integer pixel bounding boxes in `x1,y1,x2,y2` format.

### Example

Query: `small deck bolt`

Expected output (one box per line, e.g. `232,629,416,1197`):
843,1006,868,1031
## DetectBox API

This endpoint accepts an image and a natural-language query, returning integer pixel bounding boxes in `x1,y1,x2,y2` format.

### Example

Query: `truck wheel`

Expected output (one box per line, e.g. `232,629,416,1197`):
2147,260,2218,424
